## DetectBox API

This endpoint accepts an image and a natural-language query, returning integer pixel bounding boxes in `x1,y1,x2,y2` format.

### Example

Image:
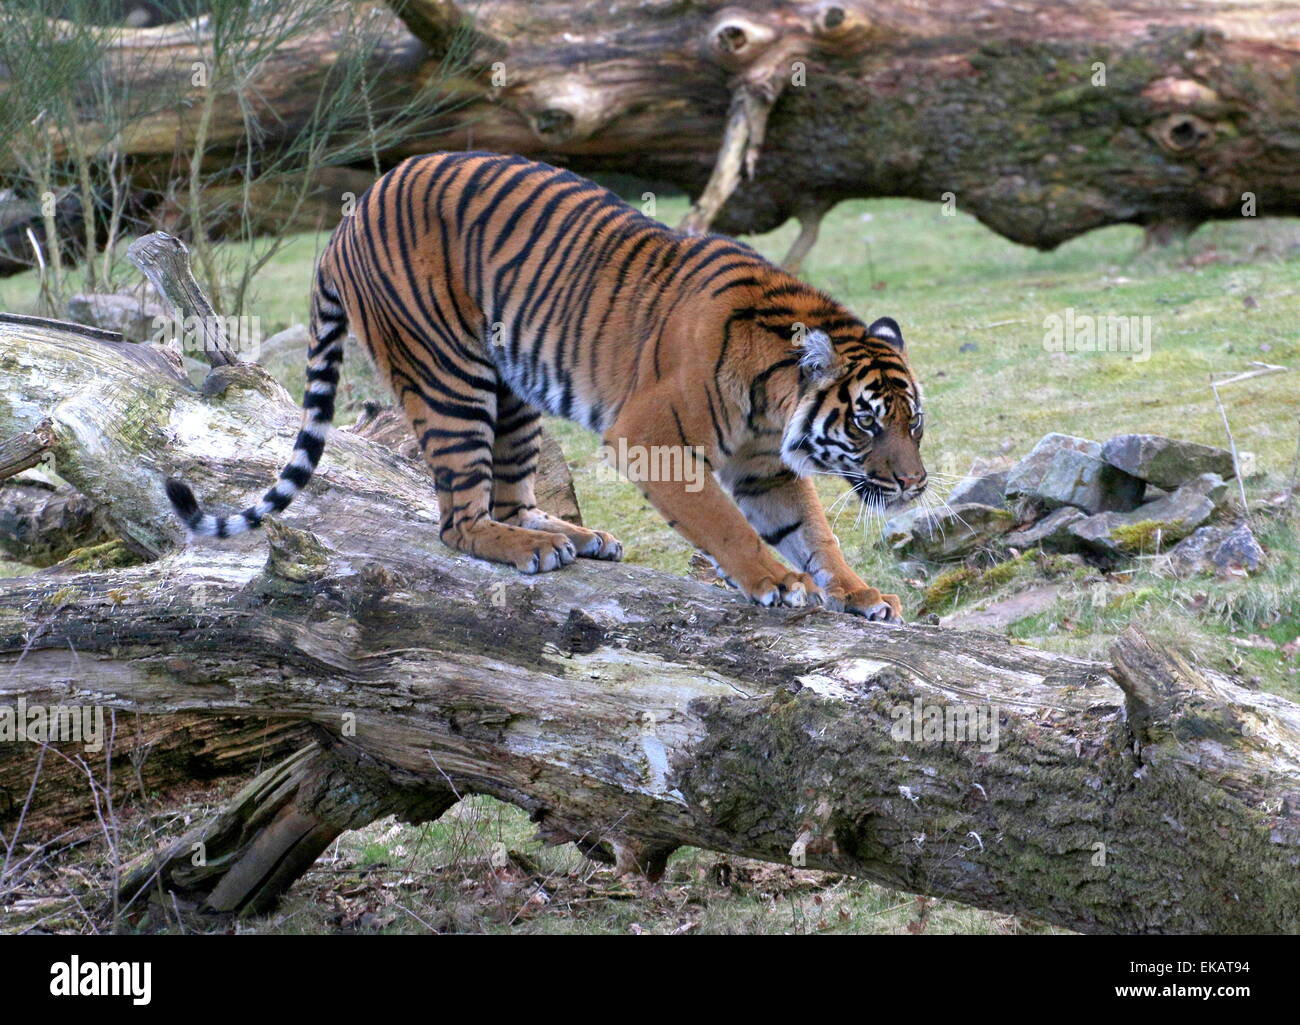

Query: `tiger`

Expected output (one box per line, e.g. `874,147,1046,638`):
165,151,928,622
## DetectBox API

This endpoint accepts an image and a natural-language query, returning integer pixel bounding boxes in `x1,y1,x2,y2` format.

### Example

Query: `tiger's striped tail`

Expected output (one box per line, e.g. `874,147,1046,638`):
165,271,347,539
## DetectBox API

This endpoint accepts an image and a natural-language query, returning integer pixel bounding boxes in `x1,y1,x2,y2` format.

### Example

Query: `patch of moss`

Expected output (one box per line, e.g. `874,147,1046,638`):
919,566,980,614
919,549,1088,616
41,586,84,609
1107,586,1157,612
264,520,331,576
55,540,143,572
981,554,1027,586
1109,519,1184,553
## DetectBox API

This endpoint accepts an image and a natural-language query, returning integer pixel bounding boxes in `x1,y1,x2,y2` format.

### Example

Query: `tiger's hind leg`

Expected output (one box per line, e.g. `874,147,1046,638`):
402,370,577,574
490,386,622,561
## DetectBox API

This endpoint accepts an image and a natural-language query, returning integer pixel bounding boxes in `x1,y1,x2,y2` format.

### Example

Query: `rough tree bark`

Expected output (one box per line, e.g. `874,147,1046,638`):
4,0,1300,271
0,479,116,568
2,260,1300,932
0,713,313,839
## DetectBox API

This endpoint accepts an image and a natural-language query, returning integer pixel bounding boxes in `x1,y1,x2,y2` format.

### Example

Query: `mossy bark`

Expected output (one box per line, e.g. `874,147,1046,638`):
5,0,1300,265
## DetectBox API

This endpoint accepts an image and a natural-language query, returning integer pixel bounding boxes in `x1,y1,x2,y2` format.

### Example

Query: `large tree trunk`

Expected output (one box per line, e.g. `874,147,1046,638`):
3,0,1300,272
3,293,1300,933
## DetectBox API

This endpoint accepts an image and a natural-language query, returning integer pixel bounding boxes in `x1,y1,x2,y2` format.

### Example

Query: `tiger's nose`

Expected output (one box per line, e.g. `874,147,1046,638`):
895,471,927,493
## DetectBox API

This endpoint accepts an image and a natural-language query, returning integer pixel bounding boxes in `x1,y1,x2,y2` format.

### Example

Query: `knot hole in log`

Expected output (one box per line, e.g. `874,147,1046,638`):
1151,112,1216,153
708,8,781,68
513,72,624,144
807,1,877,51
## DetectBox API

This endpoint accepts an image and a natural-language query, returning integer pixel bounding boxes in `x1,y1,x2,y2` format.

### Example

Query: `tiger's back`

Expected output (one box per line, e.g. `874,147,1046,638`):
325,151,775,434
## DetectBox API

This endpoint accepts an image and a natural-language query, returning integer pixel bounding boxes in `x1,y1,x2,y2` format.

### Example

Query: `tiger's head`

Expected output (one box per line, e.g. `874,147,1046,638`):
781,316,927,509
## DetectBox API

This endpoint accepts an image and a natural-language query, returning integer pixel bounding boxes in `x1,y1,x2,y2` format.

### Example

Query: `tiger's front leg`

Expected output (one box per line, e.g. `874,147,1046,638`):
602,419,816,608
722,466,904,623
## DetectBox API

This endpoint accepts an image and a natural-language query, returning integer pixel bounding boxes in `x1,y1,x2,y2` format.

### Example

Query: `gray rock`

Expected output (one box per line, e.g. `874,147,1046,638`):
1033,449,1145,514
65,293,169,343
1002,506,1087,551
1069,479,1216,554
883,502,1016,561
966,456,1015,479
1101,434,1235,489
261,323,310,358
1159,526,1225,576
1004,433,1101,501
1212,523,1266,573
1160,523,1265,576
895,560,931,579
1179,472,1230,507
948,470,1009,509
941,584,1066,632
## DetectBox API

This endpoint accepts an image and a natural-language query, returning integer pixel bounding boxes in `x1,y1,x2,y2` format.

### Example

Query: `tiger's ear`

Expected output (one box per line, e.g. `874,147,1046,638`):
797,328,840,385
867,316,905,351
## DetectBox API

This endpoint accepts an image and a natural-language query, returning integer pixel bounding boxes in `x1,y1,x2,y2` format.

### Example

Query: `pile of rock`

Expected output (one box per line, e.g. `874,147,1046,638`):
884,432,1265,576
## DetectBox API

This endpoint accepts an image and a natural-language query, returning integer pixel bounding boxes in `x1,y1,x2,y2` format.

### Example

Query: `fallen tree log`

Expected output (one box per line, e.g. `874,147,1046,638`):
2,280,1300,932
4,0,1300,275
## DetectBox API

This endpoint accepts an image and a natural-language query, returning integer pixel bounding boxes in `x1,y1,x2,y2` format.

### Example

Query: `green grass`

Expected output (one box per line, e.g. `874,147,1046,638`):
2,192,1298,933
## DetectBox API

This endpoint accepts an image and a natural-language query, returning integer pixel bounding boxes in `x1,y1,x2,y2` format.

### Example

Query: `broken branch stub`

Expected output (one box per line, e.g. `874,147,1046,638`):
126,232,239,368
0,419,56,481
119,742,456,916
681,7,812,235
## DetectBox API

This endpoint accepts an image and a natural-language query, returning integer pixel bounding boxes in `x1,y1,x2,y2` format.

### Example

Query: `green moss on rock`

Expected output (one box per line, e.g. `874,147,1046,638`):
55,539,143,572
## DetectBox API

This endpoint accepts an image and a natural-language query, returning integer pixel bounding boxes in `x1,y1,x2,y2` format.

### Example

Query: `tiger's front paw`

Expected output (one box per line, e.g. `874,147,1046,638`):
742,571,819,609
577,529,623,561
822,582,905,625
516,533,578,574
516,510,623,562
